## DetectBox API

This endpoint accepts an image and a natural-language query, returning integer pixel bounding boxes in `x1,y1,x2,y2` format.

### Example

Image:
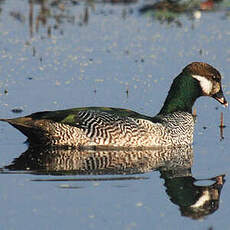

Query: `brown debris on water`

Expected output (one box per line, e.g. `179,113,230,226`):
11,108,23,114
219,112,225,128
219,112,226,141
47,25,51,38
126,88,129,98
29,0,33,37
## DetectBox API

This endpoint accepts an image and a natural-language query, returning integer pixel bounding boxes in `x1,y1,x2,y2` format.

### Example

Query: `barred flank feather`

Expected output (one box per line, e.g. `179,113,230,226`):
1,110,195,148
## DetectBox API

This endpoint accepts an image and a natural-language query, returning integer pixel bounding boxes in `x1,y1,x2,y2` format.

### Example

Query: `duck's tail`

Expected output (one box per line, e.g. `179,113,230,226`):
0,117,42,142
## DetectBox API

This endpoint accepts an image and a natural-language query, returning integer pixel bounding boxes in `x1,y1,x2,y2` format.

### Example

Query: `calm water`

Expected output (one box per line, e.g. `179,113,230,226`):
0,0,230,229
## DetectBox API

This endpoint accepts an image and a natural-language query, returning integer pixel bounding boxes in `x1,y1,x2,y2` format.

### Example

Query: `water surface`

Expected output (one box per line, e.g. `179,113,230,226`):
0,0,230,229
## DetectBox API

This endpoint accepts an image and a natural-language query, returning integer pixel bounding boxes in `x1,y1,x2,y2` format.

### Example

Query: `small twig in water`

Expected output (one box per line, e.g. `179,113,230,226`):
219,112,226,141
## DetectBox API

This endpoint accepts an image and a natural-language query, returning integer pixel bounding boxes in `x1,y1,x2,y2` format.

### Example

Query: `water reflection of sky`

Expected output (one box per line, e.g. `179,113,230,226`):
0,0,230,229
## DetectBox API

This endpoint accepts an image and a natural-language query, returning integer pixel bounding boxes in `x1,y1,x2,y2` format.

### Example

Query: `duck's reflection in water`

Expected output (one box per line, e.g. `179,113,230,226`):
3,145,225,220
161,169,224,219
5,145,194,174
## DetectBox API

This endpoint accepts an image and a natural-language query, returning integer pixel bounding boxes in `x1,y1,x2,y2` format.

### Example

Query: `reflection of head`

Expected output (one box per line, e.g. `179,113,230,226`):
162,173,225,220
181,187,222,219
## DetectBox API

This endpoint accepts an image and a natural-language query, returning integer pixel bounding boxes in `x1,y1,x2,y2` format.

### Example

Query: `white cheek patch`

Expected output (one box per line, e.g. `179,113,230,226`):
190,190,210,208
192,75,213,95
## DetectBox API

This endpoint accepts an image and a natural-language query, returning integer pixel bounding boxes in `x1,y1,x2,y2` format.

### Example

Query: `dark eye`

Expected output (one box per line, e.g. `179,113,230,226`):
212,75,220,82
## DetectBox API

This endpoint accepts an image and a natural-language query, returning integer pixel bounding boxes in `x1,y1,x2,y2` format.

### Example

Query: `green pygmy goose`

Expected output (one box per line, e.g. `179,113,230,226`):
0,62,228,149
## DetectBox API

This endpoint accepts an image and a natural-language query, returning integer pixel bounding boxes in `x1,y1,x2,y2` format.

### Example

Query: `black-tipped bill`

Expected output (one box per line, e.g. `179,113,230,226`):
212,90,228,107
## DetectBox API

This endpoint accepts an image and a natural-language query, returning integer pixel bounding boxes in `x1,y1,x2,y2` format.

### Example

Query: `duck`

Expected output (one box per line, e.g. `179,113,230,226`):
0,62,227,149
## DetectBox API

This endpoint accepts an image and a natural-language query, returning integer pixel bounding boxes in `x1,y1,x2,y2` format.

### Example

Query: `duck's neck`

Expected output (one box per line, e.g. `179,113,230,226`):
158,73,202,115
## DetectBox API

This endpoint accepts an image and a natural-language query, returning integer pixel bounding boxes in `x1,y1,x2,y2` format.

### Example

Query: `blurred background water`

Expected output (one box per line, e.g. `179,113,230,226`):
0,0,230,229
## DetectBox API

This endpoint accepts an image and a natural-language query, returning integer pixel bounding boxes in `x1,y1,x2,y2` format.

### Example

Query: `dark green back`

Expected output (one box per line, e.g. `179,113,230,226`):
28,107,155,125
